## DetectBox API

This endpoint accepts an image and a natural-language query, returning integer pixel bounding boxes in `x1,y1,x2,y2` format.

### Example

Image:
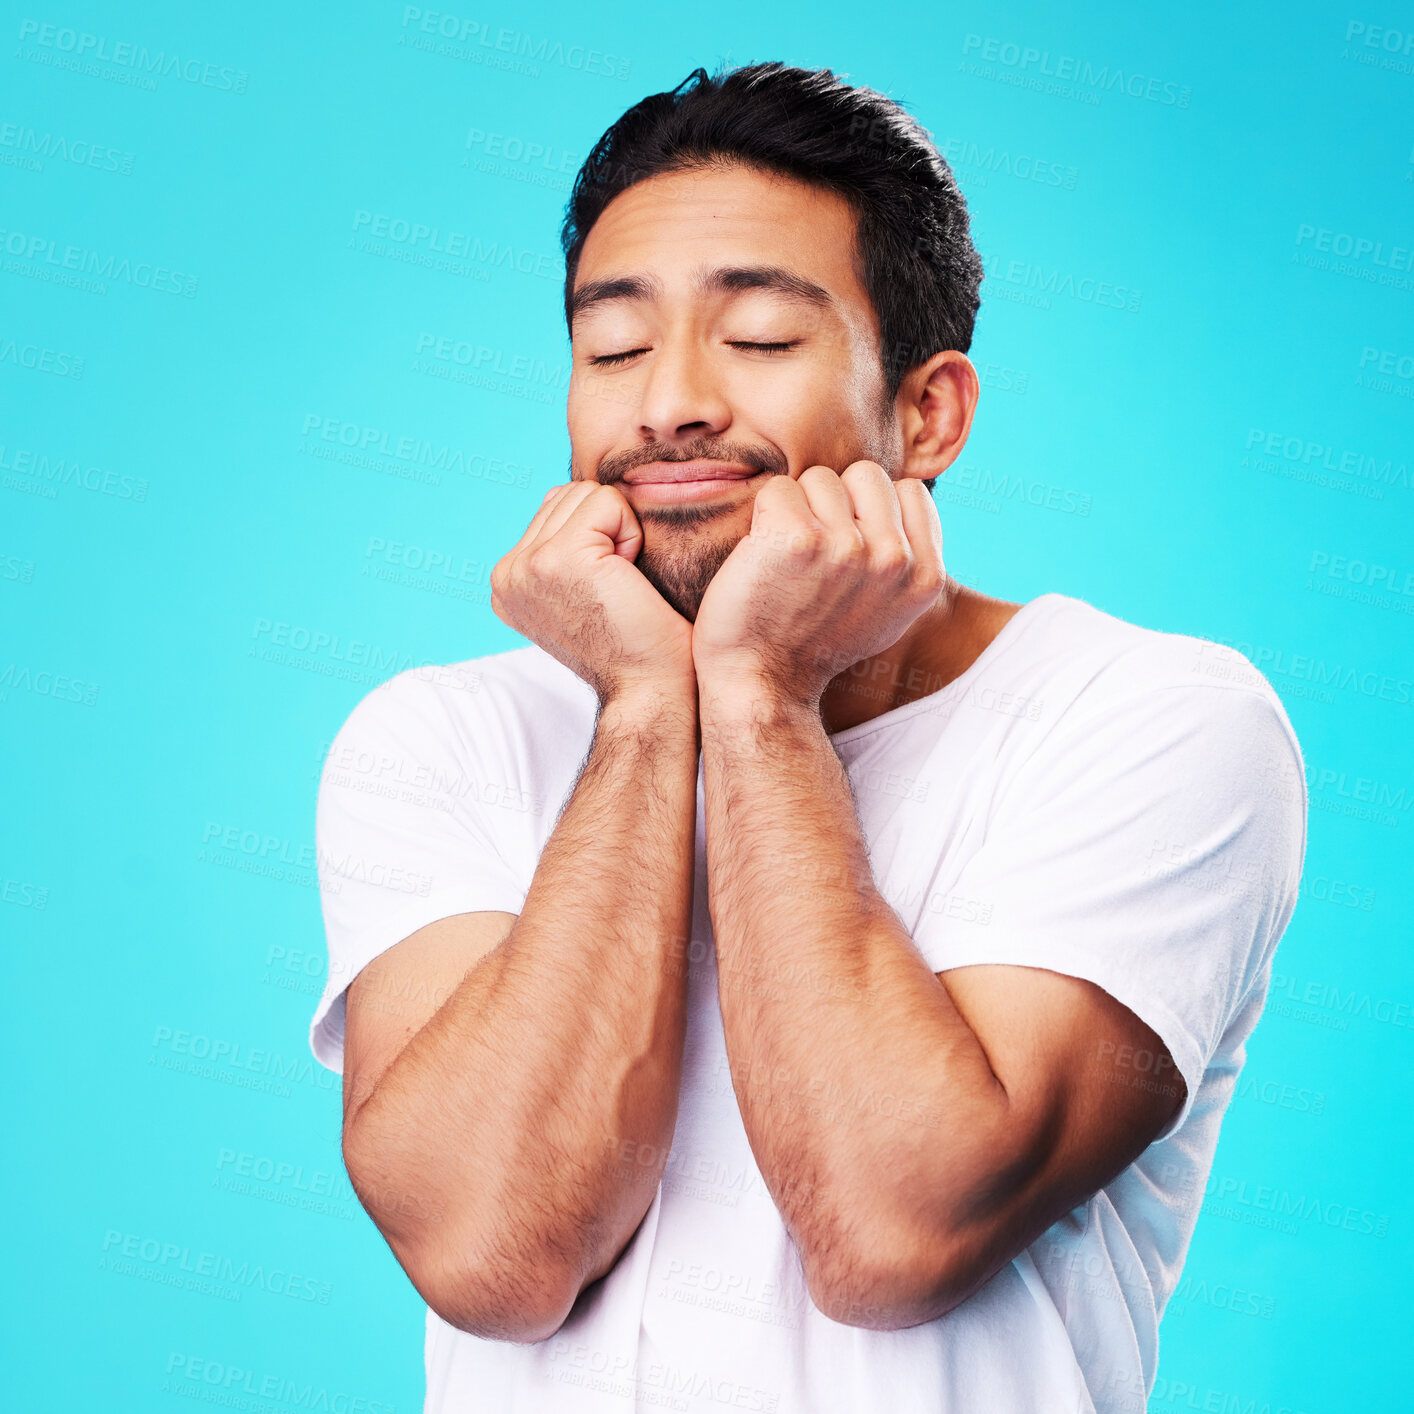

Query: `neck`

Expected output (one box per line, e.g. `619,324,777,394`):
817,580,1026,736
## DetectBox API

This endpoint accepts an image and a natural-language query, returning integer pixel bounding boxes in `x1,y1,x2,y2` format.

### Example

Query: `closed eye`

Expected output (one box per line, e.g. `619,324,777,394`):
588,340,800,368
588,348,650,368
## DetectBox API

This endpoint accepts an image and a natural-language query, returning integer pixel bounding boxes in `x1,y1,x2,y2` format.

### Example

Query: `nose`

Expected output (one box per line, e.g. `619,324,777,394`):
636,333,732,444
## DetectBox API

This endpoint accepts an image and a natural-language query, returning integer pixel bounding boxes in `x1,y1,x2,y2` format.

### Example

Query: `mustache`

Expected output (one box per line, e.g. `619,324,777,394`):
595,436,788,484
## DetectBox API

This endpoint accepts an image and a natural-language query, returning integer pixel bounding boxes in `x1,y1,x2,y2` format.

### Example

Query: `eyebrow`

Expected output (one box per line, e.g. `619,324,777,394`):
569,264,836,326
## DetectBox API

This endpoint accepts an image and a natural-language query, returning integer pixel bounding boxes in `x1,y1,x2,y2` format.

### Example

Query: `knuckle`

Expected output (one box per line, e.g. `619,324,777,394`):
766,518,816,550
825,532,865,567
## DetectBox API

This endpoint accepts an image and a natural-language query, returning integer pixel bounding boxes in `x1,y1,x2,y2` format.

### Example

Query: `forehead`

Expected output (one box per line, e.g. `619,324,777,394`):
574,163,873,322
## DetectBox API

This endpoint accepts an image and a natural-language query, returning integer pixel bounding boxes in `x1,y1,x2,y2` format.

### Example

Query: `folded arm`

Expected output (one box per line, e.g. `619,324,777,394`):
341,686,700,1343
698,684,1184,1330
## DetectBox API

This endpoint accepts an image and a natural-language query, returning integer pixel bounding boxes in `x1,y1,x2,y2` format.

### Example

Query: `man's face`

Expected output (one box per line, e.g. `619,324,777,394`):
566,163,901,621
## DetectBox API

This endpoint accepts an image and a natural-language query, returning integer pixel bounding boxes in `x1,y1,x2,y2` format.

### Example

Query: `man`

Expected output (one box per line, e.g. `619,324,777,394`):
308,63,1306,1414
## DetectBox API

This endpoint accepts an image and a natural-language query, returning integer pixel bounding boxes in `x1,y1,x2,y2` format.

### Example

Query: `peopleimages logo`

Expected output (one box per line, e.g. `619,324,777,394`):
398,7,629,80
1341,19,1414,74
0,336,84,379
1358,345,1414,397
0,120,136,175
15,19,249,93
982,252,1142,312
961,34,1191,106
1295,224,1413,271
163,1353,396,1413
298,414,533,488
99,1229,332,1302
1243,428,1410,499
0,226,198,296
0,444,148,500
936,136,1079,191
348,210,559,282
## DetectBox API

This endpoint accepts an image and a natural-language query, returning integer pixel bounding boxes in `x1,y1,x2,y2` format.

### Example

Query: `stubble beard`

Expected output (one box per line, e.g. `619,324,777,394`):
632,501,742,622
582,408,901,623
586,434,789,622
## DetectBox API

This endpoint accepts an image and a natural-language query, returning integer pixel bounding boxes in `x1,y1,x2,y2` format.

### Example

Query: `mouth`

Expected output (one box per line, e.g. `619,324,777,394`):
622,460,761,485
621,461,763,503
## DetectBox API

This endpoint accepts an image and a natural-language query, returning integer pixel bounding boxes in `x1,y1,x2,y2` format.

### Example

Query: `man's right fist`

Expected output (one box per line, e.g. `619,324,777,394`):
490,481,696,705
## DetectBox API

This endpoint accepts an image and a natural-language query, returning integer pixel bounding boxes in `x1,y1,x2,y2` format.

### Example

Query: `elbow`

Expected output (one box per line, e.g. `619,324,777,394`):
384,1200,584,1343
421,1257,581,1344
376,1211,584,1345
343,1125,580,1344
801,1221,975,1332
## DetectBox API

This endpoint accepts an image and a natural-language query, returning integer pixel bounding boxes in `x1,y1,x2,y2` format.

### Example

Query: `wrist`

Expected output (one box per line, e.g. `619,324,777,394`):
598,677,700,733
697,671,820,730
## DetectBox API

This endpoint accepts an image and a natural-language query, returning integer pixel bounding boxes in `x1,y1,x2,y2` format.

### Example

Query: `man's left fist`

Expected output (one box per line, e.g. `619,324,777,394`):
692,461,946,706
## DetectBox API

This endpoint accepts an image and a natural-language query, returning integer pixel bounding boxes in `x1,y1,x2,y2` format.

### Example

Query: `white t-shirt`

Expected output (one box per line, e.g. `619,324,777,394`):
308,592,1307,1414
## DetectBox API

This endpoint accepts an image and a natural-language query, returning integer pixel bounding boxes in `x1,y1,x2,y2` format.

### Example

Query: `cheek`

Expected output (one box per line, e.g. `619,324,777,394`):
725,356,823,428
730,359,881,469
566,382,625,455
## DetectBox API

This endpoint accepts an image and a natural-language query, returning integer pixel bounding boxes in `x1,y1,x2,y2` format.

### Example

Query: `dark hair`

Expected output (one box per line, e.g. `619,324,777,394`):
560,61,984,490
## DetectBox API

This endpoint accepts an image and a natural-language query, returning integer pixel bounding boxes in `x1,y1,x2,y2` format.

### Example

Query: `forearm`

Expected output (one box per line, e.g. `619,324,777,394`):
699,684,1006,1316
345,686,699,1338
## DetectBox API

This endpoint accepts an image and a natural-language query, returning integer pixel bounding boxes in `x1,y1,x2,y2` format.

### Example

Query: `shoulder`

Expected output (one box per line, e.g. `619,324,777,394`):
314,645,597,850
1031,594,1302,756
333,643,591,737
1000,597,1309,855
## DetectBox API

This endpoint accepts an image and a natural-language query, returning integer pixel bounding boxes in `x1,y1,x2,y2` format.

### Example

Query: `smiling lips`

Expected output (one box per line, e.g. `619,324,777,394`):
622,461,762,502
623,460,760,484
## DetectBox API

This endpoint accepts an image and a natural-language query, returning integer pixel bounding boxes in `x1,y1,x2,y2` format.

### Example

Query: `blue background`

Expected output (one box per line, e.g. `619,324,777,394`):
4,2,1412,1409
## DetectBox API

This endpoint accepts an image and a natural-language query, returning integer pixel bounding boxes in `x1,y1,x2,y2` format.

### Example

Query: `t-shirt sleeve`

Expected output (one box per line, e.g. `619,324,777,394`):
908,677,1308,1140
307,667,530,1074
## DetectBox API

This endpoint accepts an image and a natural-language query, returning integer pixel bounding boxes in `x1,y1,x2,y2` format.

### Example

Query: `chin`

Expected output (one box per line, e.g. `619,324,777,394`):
636,520,742,622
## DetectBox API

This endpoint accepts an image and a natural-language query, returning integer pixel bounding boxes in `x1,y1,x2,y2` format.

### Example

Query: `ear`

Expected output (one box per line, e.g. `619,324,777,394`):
895,351,980,484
